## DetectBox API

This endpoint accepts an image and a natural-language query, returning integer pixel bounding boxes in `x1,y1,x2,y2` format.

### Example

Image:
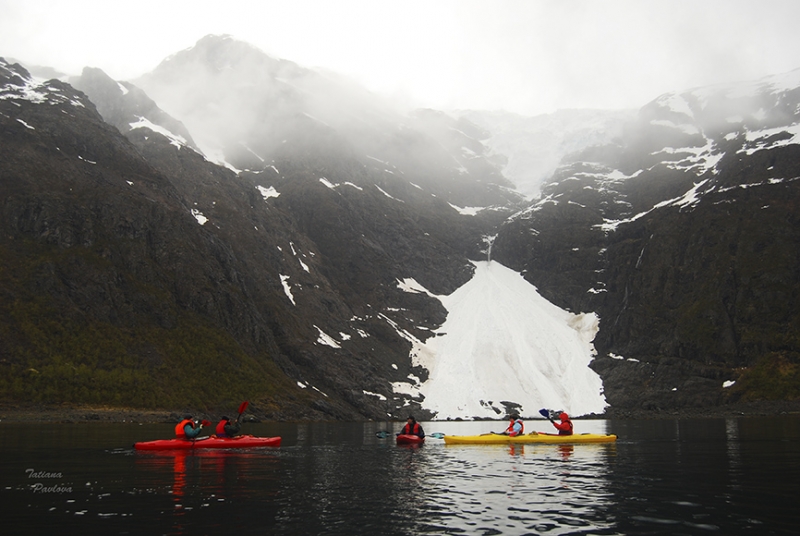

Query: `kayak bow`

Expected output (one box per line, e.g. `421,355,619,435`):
396,434,425,445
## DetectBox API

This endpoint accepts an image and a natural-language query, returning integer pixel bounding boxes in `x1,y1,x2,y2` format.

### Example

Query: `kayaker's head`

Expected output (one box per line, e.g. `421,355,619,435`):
184,415,193,421
510,413,519,421
221,416,230,422
559,412,570,422
407,415,416,424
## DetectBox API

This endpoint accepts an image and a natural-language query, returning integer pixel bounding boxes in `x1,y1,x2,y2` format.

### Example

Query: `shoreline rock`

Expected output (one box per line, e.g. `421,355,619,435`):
2,400,798,424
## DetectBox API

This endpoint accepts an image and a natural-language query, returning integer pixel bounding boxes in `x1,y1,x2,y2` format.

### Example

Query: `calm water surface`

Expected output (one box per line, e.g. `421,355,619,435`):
1,417,798,535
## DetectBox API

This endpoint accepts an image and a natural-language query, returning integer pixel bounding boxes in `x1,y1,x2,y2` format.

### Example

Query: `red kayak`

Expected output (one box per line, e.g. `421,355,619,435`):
396,434,424,445
134,434,281,450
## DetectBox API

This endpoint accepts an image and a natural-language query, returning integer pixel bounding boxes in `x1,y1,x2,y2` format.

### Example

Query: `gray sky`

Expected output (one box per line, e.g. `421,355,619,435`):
2,0,800,116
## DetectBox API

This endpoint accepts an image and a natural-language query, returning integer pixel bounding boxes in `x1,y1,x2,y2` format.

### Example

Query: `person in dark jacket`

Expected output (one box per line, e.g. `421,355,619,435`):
399,415,425,438
215,416,241,438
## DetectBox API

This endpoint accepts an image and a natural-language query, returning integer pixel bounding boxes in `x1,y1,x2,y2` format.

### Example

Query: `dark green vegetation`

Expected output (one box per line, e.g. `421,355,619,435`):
0,235,303,412
732,351,800,401
0,195,319,419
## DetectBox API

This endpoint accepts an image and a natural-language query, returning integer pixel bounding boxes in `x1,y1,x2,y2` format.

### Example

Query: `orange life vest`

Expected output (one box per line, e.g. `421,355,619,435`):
175,419,193,438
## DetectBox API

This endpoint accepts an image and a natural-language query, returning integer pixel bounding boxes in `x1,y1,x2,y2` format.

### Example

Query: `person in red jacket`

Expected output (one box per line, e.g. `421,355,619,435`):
215,416,241,438
552,412,574,436
399,415,425,438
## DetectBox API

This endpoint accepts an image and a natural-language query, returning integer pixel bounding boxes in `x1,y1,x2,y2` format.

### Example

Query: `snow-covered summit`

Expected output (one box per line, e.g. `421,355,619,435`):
529,66,800,232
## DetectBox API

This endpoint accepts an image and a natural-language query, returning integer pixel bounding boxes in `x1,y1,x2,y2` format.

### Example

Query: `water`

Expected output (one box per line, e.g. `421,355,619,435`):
1,417,798,535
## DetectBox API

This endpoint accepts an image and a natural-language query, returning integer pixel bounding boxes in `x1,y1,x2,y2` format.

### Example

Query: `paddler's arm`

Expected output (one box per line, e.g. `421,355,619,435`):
184,421,203,439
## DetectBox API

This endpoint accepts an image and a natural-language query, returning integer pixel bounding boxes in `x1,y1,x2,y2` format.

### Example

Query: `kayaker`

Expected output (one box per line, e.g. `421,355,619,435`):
175,415,203,439
399,415,425,438
500,413,525,437
501,413,524,437
215,415,241,438
551,412,573,436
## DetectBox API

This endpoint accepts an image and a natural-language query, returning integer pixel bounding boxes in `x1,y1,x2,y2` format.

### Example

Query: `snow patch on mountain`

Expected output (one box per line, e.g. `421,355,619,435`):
448,202,484,216
129,115,187,149
392,260,606,419
739,123,800,155
0,62,87,109
190,208,208,225
314,326,340,348
280,274,295,305
256,185,280,200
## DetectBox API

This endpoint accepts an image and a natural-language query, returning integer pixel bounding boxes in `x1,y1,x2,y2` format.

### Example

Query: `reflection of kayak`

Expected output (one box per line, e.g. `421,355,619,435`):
396,434,424,445
443,433,616,445
134,434,281,450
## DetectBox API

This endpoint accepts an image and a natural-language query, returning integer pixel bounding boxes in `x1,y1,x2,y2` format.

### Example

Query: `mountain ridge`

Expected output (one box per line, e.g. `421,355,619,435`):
2,36,799,419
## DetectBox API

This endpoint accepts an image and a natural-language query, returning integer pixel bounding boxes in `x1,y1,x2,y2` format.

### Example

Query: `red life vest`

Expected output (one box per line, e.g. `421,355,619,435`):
216,420,230,437
175,419,193,438
505,419,524,436
402,422,421,436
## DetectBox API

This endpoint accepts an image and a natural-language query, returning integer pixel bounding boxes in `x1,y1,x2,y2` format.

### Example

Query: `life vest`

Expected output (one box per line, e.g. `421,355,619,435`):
175,418,193,438
216,420,228,437
402,422,422,436
506,419,524,436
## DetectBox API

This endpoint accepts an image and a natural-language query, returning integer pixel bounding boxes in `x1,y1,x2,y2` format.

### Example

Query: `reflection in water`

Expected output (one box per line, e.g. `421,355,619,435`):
133,449,282,534
1,419,799,535
172,453,185,506
415,442,617,534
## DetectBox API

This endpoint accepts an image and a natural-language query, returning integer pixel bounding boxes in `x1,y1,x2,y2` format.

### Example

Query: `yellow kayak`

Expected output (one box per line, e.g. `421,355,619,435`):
443,432,617,445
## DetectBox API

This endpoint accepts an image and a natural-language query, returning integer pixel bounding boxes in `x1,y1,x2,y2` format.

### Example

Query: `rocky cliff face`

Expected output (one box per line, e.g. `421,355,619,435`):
2,36,799,419
492,70,800,413
0,49,521,420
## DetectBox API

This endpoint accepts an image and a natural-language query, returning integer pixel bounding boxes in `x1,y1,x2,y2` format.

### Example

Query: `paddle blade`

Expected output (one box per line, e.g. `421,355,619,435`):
375,431,390,438
538,408,550,418
428,432,445,439
200,420,212,427
238,401,249,415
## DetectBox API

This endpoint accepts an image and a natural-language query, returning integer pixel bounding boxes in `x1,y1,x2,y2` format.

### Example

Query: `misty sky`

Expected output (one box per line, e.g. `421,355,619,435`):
2,0,800,116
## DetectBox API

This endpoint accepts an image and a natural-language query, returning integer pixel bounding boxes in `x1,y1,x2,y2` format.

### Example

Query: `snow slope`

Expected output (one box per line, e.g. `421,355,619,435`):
395,260,607,419
458,109,635,198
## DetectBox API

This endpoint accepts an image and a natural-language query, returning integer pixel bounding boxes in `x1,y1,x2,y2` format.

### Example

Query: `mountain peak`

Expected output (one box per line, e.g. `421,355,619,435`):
154,33,290,77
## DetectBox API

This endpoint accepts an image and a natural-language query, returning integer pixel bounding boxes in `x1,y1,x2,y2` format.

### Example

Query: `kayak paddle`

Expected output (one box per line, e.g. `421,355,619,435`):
377,430,441,439
236,401,249,422
539,408,561,422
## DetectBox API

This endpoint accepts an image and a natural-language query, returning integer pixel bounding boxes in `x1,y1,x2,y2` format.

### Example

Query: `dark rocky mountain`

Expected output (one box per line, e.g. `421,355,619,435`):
0,45,521,420
2,35,798,420
492,71,800,413
70,67,198,151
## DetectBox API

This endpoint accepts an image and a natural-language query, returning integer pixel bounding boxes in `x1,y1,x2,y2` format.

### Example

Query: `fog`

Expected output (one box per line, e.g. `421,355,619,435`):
3,0,800,117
